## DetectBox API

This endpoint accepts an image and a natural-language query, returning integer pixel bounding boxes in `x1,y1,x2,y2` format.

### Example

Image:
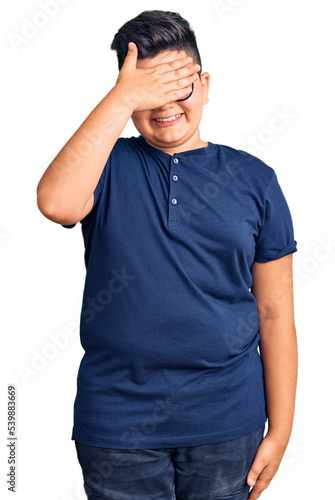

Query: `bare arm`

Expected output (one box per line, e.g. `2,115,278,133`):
36,85,134,225
36,42,200,225
251,253,297,443
247,253,298,499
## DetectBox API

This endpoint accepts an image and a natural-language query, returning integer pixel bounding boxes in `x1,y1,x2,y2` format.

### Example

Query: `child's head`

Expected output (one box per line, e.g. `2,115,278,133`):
111,10,202,78
111,11,210,154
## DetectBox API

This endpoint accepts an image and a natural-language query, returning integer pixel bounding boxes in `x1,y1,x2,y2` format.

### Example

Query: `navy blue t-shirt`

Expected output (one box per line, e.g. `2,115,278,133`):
62,135,297,449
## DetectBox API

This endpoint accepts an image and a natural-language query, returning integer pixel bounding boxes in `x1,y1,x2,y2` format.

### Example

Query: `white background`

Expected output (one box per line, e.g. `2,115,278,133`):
1,0,334,498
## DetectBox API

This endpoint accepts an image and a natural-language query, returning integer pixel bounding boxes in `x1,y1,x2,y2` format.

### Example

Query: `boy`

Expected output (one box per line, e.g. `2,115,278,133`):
36,10,298,500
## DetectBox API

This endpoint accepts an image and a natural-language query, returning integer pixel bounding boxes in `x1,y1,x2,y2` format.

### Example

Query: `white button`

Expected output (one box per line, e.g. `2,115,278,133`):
173,158,179,164
171,198,178,205
172,175,179,181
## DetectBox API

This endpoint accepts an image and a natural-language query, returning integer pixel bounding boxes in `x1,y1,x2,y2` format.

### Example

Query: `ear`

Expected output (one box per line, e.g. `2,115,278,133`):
200,72,210,105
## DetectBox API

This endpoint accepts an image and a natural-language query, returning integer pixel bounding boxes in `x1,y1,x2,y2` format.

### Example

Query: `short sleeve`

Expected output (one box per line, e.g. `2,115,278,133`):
61,155,108,229
254,171,297,263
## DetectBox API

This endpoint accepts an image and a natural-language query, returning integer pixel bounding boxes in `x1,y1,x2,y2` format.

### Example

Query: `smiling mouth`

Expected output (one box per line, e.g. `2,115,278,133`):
153,113,183,123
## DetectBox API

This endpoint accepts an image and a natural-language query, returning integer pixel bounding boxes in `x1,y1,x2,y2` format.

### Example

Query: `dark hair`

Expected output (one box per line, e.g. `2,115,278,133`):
111,10,202,77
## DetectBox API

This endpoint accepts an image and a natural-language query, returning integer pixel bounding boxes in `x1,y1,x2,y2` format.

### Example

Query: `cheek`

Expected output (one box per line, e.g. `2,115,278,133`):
183,93,203,114
132,112,151,127
183,102,202,120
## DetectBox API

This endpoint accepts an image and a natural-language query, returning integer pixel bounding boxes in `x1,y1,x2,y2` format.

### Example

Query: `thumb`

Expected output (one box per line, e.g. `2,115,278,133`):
247,459,264,487
122,42,138,69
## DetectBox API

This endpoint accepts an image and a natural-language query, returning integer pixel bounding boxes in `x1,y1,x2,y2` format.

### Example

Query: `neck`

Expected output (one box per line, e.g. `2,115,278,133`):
143,131,208,156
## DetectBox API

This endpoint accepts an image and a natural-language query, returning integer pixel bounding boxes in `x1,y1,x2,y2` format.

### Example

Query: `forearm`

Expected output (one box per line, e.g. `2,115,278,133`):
36,85,134,222
259,316,298,446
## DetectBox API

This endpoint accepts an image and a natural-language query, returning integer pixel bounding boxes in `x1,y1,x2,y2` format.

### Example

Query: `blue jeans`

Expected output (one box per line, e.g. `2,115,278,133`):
75,424,265,500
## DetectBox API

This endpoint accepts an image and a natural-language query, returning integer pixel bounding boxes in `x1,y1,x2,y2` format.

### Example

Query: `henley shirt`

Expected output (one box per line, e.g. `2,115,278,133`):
62,135,298,449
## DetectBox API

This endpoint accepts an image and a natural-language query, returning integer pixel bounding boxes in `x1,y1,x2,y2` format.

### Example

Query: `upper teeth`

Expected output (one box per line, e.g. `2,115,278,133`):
155,114,182,123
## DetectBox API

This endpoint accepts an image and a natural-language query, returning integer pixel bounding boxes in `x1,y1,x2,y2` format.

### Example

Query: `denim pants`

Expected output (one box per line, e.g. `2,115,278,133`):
75,424,265,500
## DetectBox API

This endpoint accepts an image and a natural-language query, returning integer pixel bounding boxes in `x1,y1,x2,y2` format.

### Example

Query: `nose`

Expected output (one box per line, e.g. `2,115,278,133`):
155,100,174,111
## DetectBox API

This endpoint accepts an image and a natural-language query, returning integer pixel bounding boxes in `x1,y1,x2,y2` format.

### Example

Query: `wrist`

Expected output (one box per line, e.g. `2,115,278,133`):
266,426,292,449
111,84,136,114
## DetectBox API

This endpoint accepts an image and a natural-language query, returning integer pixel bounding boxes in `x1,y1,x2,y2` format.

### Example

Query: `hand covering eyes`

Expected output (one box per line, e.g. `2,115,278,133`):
176,83,194,102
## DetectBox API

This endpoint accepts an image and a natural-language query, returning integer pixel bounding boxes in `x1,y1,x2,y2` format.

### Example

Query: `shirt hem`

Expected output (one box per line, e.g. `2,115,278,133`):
71,416,268,449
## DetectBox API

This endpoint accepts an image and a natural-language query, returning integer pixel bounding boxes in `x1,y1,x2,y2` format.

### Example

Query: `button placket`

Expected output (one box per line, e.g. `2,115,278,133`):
168,156,180,227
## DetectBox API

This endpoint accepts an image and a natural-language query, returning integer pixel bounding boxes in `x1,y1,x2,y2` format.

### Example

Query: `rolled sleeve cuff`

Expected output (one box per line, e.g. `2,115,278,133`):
254,240,298,263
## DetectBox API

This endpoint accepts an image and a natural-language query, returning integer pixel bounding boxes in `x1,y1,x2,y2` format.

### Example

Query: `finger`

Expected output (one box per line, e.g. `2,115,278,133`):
247,469,272,500
162,63,201,84
163,85,194,104
247,458,266,499
122,42,138,69
247,450,268,489
164,73,199,95
156,56,195,75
